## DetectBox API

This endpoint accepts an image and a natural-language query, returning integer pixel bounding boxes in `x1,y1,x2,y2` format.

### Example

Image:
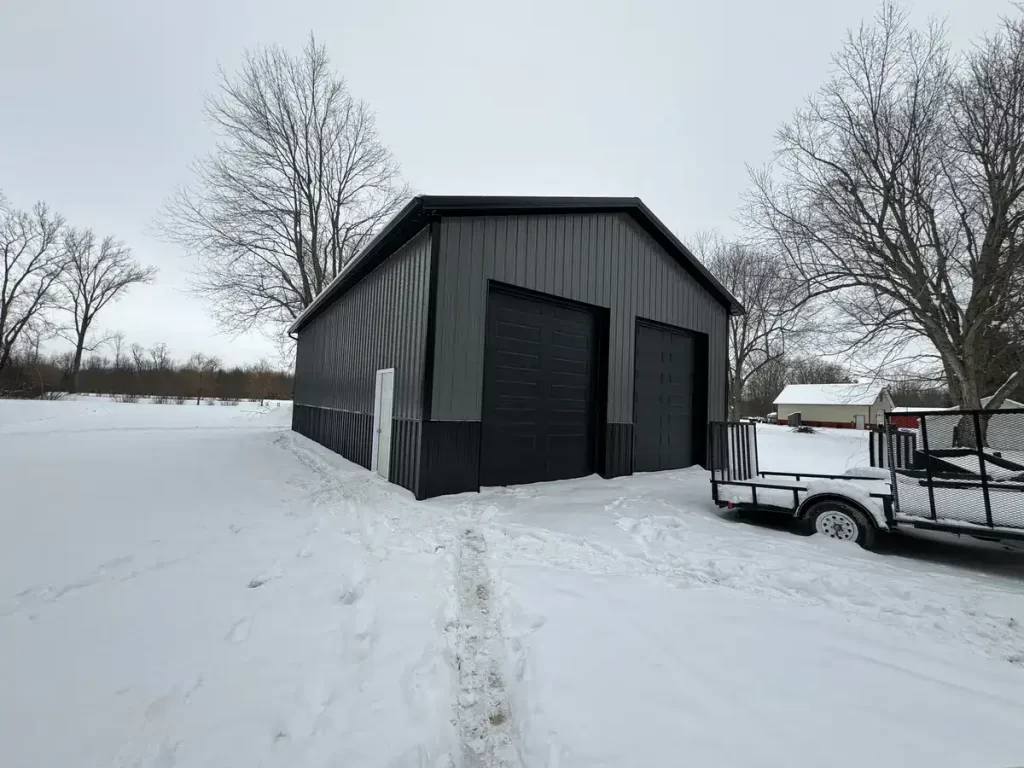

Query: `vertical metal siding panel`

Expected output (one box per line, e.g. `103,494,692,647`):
546,216,557,292
389,248,400,414
523,216,533,290
365,276,376,411
606,218,618,423
535,217,547,290
508,217,521,286
447,220,463,420
487,218,502,283
582,216,592,302
404,243,419,418
292,227,430,423
433,221,457,421
624,217,634,423
553,216,566,297
398,247,409,418
592,216,604,306
467,219,485,420
568,215,579,296
413,237,427,418
519,216,530,288
394,246,406,417
432,223,450,421
615,216,628,424
574,216,587,300
384,261,395,409
452,220,469,418
660,244,670,326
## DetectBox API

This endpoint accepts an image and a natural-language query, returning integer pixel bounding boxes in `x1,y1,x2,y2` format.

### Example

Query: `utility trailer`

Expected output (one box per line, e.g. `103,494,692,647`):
708,409,1024,550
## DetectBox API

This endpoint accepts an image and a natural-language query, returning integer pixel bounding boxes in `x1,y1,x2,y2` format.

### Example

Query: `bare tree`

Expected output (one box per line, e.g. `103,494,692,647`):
58,228,156,392
160,34,410,336
747,2,1024,416
149,342,171,372
0,198,65,371
745,357,790,417
787,356,852,385
130,343,148,374
185,353,221,404
246,359,275,405
110,331,128,371
695,232,815,418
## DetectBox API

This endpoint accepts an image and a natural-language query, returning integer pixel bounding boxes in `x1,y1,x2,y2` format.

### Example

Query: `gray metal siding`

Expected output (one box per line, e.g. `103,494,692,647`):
431,213,728,424
294,226,431,420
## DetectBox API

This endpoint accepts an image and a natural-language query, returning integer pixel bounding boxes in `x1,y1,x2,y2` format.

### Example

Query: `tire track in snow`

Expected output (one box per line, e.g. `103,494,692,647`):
452,528,519,767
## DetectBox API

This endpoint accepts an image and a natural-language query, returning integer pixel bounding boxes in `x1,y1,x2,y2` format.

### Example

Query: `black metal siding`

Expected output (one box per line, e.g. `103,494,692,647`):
293,226,432,419
430,213,729,425
292,226,432,495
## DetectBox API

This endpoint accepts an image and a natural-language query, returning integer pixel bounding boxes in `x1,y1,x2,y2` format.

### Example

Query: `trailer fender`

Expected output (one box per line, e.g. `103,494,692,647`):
799,480,890,530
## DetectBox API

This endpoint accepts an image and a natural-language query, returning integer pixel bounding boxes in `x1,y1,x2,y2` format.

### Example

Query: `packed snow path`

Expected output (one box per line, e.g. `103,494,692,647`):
2,401,1023,767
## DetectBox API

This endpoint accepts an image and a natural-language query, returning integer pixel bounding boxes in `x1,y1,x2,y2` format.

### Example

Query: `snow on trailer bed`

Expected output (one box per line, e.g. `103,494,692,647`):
2,404,1024,767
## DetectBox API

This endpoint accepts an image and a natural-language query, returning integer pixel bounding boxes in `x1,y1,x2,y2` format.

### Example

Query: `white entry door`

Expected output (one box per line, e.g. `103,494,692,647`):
371,369,395,479
855,414,866,430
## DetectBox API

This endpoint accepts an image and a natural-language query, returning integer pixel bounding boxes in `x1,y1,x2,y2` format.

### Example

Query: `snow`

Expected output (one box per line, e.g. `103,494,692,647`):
774,382,885,406
4,400,1024,767
755,424,870,474
1,398,457,767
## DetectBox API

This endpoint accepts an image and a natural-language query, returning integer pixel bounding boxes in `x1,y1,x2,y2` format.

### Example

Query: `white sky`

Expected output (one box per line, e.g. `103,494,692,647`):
0,0,1009,366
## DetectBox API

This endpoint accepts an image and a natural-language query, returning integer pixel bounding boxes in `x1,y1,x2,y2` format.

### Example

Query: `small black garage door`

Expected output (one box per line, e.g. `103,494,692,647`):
633,322,698,472
480,288,600,487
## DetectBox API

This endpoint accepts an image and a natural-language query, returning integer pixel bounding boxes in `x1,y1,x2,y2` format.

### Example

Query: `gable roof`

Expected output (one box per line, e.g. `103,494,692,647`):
774,383,888,407
288,195,744,334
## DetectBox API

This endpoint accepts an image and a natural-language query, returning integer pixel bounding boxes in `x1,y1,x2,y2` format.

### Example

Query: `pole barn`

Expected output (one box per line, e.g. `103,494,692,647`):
289,196,743,499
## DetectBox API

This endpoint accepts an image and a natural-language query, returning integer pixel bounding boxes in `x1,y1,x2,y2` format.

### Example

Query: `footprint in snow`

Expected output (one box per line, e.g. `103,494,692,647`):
226,618,251,644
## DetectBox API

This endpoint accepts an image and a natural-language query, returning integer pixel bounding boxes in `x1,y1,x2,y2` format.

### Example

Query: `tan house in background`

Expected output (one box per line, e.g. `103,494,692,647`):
774,383,895,429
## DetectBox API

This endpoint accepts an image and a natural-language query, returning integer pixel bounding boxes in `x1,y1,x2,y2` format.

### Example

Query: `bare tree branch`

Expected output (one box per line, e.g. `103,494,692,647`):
58,228,157,392
695,232,817,417
745,1,1024,412
158,34,410,338
0,199,66,371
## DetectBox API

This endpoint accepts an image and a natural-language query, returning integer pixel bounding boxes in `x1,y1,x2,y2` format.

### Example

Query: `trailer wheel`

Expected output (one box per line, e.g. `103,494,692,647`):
805,500,877,550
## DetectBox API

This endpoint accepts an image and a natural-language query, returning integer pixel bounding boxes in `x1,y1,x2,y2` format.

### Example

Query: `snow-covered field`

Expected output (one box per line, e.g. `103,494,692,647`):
2,404,1023,767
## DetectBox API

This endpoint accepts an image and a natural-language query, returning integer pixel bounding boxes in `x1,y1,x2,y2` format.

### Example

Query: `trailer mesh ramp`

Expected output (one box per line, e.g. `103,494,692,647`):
887,409,1024,532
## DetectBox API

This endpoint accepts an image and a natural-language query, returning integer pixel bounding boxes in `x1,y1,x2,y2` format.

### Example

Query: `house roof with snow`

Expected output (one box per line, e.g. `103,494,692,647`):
774,383,888,407
981,395,1024,409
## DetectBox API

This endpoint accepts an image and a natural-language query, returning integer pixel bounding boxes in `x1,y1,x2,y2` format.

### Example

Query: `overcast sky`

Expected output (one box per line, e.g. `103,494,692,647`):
0,0,1009,366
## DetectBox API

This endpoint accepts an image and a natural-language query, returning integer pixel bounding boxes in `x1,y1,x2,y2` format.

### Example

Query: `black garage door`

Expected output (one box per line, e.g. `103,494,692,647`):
633,322,698,472
480,289,600,487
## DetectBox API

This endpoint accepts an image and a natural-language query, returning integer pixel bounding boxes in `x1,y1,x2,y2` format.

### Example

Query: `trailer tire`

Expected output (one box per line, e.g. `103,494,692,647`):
804,500,877,550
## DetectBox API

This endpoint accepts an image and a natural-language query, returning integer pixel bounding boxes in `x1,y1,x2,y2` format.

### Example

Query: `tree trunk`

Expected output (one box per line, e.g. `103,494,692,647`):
954,372,985,448
69,339,85,394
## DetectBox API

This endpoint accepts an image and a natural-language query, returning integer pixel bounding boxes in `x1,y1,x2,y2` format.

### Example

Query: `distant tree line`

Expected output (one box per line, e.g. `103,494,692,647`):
1,335,292,403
